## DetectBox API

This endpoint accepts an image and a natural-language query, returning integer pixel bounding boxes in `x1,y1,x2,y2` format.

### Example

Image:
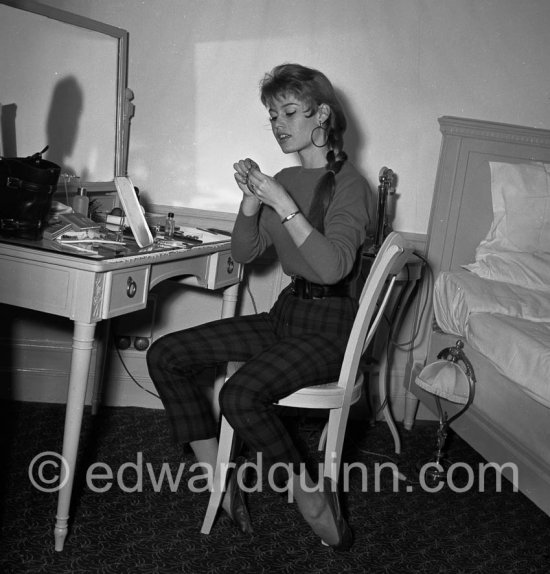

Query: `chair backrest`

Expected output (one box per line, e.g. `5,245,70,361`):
337,232,408,396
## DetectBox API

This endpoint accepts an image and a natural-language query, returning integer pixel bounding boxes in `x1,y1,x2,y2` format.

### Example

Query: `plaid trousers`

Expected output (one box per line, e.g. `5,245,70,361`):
146,286,357,467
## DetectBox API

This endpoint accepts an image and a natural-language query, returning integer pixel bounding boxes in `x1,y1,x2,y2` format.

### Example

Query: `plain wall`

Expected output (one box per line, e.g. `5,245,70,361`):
36,0,550,232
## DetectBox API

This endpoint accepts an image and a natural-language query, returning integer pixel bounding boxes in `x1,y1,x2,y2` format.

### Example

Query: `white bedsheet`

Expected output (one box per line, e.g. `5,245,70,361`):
433,271,550,407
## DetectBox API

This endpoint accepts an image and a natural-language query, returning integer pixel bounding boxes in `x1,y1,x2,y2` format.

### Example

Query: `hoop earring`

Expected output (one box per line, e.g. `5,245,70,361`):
311,122,329,148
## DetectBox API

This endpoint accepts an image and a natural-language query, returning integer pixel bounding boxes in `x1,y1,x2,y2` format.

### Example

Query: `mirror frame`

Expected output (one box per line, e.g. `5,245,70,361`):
0,0,129,192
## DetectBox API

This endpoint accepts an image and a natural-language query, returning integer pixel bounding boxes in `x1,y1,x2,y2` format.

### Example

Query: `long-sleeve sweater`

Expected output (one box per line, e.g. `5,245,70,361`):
231,161,371,285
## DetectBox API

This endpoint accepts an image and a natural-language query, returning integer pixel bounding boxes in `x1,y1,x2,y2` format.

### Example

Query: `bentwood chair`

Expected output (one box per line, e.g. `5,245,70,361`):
201,232,408,534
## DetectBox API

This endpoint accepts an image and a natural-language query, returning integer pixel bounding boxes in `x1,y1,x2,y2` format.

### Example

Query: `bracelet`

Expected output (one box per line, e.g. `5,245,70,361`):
281,210,301,224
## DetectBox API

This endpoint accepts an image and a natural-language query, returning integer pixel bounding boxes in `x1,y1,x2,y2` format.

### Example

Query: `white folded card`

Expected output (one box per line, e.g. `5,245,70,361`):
114,176,154,248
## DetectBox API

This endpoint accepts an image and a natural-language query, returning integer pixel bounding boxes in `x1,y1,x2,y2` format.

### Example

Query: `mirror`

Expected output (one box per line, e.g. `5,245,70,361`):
0,0,130,193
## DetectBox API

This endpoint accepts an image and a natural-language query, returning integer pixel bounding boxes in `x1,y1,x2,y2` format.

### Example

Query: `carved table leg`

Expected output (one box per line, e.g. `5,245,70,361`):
54,321,96,551
91,319,110,416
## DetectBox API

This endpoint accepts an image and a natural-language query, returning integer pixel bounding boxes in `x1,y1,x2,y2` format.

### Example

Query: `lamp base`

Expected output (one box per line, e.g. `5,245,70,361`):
416,456,454,487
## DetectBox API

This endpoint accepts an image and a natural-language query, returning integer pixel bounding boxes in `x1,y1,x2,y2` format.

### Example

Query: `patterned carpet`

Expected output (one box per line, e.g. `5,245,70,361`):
1,400,549,574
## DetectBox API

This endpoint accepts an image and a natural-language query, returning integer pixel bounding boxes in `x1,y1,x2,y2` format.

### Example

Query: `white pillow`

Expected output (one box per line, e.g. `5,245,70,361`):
465,161,550,291
476,161,550,255
464,251,550,292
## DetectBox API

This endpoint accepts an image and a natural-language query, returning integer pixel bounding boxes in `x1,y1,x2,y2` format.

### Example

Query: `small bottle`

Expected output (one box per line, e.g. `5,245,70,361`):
165,212,175,238
72,187,89,217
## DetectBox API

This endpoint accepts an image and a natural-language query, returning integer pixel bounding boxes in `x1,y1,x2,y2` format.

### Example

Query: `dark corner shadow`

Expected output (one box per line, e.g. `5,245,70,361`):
335,87,366,170
1,103,18,157
45,75,84,177
336,88,378,234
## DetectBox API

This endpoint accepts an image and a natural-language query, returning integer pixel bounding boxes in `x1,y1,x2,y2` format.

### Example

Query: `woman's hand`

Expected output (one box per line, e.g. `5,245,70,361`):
233,157,312,247
233,158,260,199
240,163,297,216
233,158,264,216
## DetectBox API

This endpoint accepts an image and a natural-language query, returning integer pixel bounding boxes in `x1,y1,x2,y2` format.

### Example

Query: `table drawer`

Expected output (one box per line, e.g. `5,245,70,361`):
207,250,242,289
103,266,150,318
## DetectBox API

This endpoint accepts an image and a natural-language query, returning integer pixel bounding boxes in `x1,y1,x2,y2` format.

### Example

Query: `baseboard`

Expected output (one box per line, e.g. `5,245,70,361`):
0,338,95,404
0,338,162,408
2,339,435,422
101,348,164,408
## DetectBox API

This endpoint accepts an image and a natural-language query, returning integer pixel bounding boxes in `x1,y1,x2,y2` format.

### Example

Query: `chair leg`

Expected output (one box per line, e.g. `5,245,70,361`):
323,409,342,483
322,407,348,484
200,416,235,534
318,422,328,452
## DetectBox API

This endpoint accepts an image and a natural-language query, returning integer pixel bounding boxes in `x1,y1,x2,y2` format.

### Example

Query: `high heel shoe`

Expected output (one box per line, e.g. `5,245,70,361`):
321,477,353,551
225,467,253,535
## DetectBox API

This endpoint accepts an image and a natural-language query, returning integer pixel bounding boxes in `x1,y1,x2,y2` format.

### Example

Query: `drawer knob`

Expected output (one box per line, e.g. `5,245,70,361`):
226,257,234,274
126,276,137,298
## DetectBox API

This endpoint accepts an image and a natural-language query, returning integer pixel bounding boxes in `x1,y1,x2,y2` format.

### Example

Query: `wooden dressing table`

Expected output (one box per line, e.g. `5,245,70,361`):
0,236,242,550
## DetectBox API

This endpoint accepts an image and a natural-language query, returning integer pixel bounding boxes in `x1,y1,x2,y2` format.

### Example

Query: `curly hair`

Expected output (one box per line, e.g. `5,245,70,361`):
260,64,348,232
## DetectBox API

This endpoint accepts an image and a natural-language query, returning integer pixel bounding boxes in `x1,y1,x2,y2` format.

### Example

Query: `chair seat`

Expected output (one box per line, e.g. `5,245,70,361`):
283,381,342,394
276,375,364,409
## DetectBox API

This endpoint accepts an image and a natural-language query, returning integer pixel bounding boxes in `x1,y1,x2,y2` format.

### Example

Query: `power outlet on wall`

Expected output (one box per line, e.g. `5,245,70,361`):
113,294,157,352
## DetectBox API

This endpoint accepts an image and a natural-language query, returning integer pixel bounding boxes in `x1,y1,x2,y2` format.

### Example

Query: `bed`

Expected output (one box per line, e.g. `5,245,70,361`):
408,116,550,517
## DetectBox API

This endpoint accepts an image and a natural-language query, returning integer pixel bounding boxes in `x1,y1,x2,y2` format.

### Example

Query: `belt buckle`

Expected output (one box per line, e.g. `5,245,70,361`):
303,280,312,299
291,276,312,299
290,275,300,297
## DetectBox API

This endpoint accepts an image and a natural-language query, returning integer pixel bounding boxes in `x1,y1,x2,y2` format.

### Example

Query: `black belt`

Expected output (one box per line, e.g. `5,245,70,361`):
290,276,351,299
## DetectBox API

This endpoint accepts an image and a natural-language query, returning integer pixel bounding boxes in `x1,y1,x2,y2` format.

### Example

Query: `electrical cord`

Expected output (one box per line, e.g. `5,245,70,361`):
368,250,432,419
112,331,160,399
390,251,433,351
245,277,259,314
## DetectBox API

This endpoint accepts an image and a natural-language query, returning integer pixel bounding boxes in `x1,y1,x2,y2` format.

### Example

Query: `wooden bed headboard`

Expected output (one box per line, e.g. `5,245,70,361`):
410,118,550,520
426,116,550,276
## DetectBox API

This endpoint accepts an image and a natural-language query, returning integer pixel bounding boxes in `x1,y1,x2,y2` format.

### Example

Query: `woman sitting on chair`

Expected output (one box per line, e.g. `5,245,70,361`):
146,63,372,551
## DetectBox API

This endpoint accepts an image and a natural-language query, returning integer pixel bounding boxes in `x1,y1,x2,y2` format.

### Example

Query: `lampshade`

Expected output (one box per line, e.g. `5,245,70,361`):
415,360,471,405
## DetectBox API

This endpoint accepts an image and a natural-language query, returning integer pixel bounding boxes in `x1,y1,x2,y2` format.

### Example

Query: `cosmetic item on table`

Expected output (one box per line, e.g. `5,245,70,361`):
165,212,175,238
72,187,89,216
